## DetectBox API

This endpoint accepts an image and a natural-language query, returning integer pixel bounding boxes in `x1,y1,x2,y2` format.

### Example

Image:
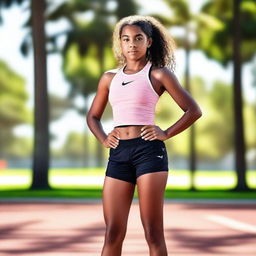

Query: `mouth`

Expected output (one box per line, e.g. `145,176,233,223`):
128,50,138,54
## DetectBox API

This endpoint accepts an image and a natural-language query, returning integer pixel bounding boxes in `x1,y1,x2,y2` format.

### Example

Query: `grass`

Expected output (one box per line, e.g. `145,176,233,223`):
1,188,256,200
0,168,256,199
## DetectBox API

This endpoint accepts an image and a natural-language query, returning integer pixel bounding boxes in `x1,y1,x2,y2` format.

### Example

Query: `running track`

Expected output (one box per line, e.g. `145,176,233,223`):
0,200,256,256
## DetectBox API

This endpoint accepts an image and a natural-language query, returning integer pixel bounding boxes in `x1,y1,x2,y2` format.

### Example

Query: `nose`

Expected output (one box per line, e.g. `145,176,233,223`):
129,39,137,48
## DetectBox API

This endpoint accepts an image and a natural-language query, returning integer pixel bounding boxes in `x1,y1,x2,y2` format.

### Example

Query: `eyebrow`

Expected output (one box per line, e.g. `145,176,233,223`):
121,33,144,38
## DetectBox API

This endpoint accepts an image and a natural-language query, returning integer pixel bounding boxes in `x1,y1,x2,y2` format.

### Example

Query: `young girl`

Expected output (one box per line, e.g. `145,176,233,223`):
86,15,202,256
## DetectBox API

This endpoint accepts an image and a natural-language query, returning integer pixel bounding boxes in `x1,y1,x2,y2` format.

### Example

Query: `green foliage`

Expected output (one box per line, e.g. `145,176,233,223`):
6,136,32,158
197,80,233,159
62,16,114,102
164,0,191,24
244,102,256,149
162,0,256,65
162,0,223,54
60,132,86,159
154,75,255,161
0,60,30,157
49,94,74,121
0,60,29,128
63,44,115,98
200,0,256,65
115,0,138,19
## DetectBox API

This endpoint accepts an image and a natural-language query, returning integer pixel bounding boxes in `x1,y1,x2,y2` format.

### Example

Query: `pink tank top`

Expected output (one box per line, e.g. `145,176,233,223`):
108,61,159,127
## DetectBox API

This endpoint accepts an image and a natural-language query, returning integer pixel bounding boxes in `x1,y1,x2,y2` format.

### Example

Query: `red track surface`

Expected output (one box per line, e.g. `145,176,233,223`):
0,201,256,256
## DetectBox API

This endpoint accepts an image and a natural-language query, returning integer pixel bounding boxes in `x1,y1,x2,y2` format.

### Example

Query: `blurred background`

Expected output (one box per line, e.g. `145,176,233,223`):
0,0,255,193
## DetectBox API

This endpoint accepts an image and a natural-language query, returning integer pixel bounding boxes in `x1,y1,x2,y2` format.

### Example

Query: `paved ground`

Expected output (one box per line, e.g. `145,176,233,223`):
0,200,256,256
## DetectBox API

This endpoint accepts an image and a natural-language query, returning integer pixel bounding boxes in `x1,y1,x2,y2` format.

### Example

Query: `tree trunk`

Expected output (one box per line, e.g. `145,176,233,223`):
30,0,50,189
185,28,197,191
232,0,248,191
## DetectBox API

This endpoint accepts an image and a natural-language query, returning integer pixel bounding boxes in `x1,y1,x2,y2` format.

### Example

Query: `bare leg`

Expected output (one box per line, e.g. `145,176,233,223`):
137,171,168,256
101,177,135,256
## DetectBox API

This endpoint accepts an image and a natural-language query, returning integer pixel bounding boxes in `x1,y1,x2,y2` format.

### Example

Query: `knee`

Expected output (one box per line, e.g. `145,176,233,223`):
144,225,164,245
104,224,126,245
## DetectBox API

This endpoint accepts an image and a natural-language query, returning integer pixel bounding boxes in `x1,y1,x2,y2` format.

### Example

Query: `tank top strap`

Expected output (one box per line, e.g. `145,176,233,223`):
142,61,152,76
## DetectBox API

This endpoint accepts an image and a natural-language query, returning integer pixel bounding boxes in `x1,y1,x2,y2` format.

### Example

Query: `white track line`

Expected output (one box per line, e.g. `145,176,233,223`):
206,215,256,234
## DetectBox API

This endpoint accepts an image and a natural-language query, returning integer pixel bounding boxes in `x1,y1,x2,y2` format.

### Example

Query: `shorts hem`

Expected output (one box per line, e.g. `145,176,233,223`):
136,169,169,179
106,173,136,185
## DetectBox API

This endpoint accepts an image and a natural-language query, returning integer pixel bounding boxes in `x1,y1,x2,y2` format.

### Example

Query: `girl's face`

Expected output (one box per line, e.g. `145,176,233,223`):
120,25,152,61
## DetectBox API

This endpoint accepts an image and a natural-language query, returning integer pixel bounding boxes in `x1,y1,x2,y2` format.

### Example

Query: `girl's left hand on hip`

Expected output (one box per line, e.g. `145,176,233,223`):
140,125,168,141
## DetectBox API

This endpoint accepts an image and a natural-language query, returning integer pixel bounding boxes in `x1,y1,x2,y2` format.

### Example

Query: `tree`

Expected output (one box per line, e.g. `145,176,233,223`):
232,0,246,190
200,0,256,190
0,0,50,189
0,60,30,158
30,0,50,189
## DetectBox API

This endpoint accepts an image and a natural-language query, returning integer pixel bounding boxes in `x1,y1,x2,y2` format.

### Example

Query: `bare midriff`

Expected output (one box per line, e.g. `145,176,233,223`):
114,125,144,140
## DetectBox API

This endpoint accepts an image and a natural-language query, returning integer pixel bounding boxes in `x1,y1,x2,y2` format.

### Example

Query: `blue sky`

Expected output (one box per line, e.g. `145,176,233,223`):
0,0,255,149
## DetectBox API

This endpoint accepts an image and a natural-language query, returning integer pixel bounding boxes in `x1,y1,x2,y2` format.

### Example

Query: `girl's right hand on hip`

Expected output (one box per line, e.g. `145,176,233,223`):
103,129,120,148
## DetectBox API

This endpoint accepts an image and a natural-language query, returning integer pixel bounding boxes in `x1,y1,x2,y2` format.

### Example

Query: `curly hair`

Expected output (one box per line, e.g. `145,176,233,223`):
112,15,176,71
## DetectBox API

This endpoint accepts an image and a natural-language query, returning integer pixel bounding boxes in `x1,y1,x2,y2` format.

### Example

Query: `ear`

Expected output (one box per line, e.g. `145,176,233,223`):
147,37,152,48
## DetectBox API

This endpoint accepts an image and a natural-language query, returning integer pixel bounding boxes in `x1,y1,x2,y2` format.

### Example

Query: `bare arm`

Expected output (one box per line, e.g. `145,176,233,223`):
140,67,202,141
158,68,202,139
86,72,120,148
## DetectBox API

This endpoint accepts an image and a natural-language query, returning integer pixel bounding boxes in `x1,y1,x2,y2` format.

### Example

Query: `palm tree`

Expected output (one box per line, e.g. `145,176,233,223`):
200,0,256,190
30,0,50,189
232,0,246,190
0,0,50,189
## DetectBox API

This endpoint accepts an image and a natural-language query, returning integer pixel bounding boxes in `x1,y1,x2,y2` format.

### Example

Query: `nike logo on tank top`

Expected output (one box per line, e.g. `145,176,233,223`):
108,61,159,127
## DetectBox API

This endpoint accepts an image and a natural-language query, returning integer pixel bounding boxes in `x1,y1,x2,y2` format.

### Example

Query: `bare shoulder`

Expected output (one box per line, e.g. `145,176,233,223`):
151,66,201,113
150,66,181,94
151,66,177,82
101,70,117,82
99,68,119,90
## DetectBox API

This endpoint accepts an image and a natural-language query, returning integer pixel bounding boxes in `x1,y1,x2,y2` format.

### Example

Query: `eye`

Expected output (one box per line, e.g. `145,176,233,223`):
122,38,129,42
136,37,143,41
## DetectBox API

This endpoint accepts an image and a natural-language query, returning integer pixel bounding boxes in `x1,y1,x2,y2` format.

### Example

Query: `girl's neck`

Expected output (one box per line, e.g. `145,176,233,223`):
124,58,148,74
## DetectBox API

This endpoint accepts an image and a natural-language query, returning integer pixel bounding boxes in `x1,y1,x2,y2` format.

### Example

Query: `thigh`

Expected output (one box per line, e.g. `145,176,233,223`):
137,172,168,226
102,176,135,228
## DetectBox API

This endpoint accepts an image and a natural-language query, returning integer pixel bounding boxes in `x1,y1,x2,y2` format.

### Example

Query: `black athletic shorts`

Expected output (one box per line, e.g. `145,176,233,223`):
106,136,169,184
